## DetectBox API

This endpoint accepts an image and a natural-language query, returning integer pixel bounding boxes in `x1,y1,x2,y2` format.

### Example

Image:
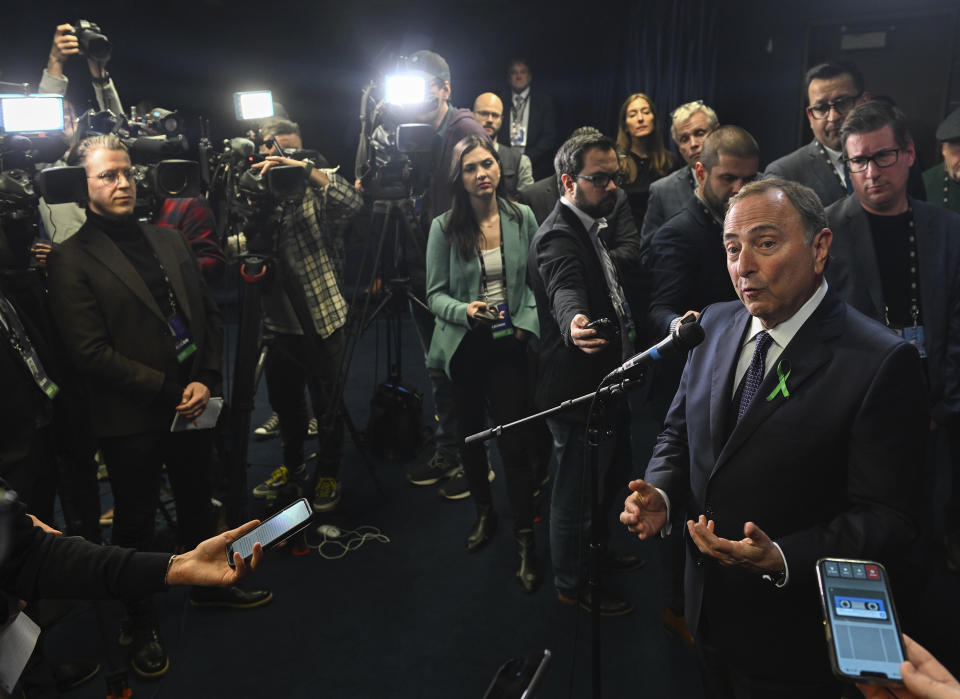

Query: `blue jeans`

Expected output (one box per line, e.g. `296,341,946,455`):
547,406,632,592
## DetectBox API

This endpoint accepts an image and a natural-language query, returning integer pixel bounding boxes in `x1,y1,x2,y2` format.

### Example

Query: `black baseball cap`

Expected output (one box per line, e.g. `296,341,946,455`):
409,50,450,83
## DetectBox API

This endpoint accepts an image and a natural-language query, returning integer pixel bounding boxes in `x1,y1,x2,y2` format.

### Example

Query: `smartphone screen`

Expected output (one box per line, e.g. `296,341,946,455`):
817,558,905,684
226,498,312,567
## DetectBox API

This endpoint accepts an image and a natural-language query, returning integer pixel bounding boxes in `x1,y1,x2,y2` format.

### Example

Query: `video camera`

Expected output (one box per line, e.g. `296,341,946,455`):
0,94,85,268
356,56,439,201
74,105,201,219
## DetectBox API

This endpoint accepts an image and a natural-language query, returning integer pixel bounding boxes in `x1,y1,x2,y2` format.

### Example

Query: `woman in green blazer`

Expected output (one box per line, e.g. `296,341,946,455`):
425,135,542,592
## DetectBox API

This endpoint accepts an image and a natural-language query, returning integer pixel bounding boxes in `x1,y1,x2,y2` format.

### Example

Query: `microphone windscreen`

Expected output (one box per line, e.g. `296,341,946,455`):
676,320,705,350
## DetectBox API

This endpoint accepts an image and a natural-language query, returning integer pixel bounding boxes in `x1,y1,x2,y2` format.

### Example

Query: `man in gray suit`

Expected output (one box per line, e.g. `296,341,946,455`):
765,62,869,207
640,100,718,252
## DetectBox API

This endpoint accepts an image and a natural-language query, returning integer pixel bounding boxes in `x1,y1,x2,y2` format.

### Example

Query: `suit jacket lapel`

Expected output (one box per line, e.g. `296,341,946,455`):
709,309,751,462
144,227,192,325
82,227,167,324
845,200,886,320
712,293,843,479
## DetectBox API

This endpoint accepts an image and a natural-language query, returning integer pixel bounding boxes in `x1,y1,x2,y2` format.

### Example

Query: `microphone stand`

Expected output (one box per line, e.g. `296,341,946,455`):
466,373,646,699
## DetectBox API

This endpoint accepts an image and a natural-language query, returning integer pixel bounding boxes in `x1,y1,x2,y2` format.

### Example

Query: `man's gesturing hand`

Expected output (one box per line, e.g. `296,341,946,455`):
687,517,785,574
620,479,667,539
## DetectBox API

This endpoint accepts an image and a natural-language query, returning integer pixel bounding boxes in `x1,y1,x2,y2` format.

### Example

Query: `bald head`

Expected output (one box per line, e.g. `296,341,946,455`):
473,92,504,139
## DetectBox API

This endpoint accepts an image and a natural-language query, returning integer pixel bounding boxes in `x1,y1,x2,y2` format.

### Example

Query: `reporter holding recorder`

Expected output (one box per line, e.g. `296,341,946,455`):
425,135,542,592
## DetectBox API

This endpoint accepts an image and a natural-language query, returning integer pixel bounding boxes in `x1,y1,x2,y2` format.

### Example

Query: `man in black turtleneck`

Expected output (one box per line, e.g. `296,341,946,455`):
45,134,271,679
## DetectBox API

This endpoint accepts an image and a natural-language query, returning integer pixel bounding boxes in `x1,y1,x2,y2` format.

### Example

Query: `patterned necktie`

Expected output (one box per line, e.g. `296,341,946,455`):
737,330,773,421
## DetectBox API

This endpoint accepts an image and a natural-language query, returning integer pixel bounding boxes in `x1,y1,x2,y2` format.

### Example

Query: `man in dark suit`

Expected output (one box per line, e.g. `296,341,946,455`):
621,178,927,697
764,62,869,207
528,133,642,615
640,100,718,252
46,135,270,679
827,101,960,571
500,58,557,180
648,126,759,337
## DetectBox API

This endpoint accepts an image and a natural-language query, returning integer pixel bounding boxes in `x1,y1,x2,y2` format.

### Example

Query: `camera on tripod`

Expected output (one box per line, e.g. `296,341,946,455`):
74,105,201,219
356,56,440,201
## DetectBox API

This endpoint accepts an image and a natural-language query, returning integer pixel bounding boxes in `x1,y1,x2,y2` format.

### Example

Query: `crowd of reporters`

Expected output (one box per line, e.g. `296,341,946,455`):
1,21,959,699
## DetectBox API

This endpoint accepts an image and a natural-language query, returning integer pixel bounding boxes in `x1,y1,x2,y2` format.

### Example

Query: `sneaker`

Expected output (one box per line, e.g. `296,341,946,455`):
407,451,460,486
253,413,281,441
252,464,305,499
313,477,341,512
99,508,114,526
438,467,471,500
307,417,318,437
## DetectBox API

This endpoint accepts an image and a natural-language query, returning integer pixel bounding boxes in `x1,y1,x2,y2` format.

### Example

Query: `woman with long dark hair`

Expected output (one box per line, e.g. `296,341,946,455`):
425,135,541,592
615,92,679,225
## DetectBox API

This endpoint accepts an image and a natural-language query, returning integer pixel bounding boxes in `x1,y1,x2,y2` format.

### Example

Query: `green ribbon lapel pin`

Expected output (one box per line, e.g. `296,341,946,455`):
765,360,791,402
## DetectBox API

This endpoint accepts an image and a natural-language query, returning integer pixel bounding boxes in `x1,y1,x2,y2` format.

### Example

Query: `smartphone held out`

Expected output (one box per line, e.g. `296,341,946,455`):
816,558,906,687
226,498,313,568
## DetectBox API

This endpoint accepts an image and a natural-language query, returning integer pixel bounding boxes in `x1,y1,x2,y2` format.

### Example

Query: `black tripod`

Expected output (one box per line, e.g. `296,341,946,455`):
221,210,375,523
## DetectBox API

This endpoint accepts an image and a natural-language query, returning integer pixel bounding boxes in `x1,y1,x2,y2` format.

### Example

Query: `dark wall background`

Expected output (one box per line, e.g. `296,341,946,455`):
0,0,956,178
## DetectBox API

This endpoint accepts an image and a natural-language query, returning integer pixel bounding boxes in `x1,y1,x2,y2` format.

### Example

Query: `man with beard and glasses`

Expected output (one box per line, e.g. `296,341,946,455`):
527,134,640,615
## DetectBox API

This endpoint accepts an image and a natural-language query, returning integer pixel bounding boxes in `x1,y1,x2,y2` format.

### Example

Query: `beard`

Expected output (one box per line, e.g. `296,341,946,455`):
574,187,617,219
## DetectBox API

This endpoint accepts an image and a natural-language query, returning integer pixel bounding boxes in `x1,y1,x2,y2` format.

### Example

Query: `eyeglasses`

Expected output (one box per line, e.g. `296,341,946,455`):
844,148,901,173
89,168,136,185
807,94,861,119
576,171,624,188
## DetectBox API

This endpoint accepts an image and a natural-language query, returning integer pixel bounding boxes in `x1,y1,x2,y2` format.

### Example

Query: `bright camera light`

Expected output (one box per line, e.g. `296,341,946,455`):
233,91,274,121
0,95,65,132
385,75,427,107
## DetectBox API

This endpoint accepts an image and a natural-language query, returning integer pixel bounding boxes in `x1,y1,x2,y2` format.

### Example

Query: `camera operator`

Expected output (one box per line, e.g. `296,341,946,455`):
45,134,271,679
248,118,363,512
356,51,491,496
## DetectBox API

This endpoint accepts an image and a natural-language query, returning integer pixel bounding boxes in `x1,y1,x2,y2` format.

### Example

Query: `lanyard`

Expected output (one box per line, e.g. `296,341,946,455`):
816,142,849,191
0,293,59,399
147,248,180,320
882,206,921,329
512,93,530,122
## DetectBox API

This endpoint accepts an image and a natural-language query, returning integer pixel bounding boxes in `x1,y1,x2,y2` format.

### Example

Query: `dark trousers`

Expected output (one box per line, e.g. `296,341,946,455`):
449,329,535,530
264,330,345,478
100,428,214,551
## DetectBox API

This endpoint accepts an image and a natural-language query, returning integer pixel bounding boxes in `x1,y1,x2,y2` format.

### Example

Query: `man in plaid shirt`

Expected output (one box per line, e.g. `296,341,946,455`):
249,118,362,512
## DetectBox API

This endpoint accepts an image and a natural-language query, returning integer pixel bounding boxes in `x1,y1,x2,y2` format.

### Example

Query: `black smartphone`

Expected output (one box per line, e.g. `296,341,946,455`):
585,317,618,341
475,306,500,323
816,558,906,686
226,498,313,568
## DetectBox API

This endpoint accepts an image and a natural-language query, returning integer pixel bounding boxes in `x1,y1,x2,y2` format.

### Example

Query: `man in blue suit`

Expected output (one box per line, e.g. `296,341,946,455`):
621,178,927,697
826,100,960,572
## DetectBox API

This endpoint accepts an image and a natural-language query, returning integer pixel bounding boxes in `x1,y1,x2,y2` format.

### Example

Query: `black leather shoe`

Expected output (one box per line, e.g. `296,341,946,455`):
189,585,274,609
515,529,542,593
602,550,646,573
465,505,497,552
54,662,100,692
558,588,633,616
131,629,169,678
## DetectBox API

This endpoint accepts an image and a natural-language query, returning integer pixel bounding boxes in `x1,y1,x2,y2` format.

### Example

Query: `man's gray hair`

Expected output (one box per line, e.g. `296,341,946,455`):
728,178,827,243
670,100,718,141
76,133,127,166
260,117,301,139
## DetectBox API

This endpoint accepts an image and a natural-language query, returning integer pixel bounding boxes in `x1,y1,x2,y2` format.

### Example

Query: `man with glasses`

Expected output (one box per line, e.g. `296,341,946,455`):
527,133,643,615
765,62,868,207
46,135,271,679
827,100,960,572
640,100,719,249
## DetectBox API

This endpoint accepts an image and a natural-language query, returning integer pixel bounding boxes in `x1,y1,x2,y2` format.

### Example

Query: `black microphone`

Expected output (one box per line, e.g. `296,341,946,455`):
604,320,705,381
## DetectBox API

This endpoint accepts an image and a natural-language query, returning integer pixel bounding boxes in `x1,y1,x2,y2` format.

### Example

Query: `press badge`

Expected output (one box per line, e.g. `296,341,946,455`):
510,125,526,147
167,314,197,363
491,302,514,340
901,325,926,359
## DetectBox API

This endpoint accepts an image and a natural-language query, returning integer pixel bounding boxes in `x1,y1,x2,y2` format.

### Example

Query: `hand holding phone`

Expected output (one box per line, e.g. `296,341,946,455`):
469,302,500,324
817,558,906,687
226,498,313,568
585,317,618,341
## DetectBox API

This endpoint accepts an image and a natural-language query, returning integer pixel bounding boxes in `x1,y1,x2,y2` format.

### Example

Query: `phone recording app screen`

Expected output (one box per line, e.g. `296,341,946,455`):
823,561,903,680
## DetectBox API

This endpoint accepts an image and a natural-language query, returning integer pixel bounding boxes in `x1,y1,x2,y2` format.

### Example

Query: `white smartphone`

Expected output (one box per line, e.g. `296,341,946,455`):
226,498,313,568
